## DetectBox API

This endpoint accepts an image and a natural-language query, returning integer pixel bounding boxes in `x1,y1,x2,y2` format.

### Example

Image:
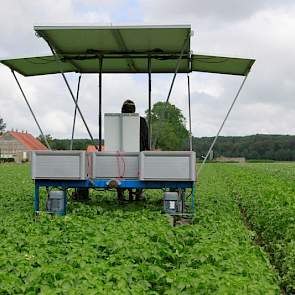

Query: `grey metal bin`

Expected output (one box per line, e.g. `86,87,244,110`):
139,151,196,181
31,151,87,180
90,152,139,179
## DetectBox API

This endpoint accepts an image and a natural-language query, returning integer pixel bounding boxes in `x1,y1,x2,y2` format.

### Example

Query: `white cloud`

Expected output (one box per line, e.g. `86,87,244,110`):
0,0,295,140
139,1,295,136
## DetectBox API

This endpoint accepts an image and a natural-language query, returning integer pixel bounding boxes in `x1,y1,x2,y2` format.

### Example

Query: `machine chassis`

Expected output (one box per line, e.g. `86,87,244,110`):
34,178,196,216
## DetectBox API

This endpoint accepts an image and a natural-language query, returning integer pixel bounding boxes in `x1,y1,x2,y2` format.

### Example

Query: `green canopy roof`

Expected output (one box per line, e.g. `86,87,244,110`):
0,55,75,76
192,54,255,76
0,54,254,76
0,25,255,76
34,25,191,56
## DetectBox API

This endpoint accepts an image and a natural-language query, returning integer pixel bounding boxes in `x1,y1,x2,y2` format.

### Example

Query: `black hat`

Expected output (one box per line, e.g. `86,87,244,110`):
121,99,136,113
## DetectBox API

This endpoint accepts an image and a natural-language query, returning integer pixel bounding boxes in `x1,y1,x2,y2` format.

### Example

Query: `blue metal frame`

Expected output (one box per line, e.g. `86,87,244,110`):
34,178,196,215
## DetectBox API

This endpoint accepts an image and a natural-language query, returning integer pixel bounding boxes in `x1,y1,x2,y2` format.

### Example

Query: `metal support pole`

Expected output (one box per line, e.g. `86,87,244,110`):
98,56,103,151
148,56,152,150
11,70,51,150
152,33,190,149
70,74,82,150
198,74,249,176
187,74,193,151
63,188,67,215
34,183,40,214
48,44,97,149
191,183,195,214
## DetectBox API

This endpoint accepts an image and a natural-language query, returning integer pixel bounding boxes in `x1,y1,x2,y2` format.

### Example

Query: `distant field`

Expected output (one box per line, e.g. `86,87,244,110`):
245,162,295,181
3,162,295,293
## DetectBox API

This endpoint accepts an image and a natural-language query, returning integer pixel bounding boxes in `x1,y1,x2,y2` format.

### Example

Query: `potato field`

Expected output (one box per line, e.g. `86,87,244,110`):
1,162,295,294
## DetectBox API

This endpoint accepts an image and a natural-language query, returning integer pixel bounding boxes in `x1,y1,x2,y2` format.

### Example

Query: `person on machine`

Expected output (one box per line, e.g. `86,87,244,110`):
117,99,149,202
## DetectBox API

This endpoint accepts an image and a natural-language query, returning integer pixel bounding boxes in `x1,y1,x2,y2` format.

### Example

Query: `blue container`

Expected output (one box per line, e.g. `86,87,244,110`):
46,190,66,215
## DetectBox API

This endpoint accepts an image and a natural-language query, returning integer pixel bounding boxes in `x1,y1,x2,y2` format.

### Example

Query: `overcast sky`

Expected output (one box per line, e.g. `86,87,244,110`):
0,0,294,139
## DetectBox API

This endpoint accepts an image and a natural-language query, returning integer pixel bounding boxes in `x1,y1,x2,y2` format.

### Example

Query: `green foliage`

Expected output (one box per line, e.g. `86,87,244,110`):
36,133,295,160
37,134,99,150
147,102,189,150
219,163,295,293
246,159,276,163
193,134,295,161
0,117,6,134
0,164,279,293
0,158,14,163
37,134,53,147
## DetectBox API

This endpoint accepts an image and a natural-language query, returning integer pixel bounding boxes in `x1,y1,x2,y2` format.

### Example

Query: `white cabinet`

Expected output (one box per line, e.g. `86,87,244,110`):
104,113,140,152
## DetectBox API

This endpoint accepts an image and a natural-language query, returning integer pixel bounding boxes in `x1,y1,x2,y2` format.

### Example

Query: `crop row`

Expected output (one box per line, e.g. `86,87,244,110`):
246,162,295,181
0,164,279,294
220,163,295,293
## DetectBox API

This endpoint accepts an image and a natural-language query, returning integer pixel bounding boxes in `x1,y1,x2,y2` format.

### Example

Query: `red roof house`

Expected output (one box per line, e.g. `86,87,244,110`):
0,131,47,159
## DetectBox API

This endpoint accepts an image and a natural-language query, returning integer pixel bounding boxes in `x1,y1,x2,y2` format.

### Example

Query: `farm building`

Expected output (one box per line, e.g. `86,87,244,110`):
0,131,47,162
216,156,246,163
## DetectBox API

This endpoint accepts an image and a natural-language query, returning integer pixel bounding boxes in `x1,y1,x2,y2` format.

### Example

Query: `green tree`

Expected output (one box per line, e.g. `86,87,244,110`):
0,117,6,135
37,134,53,147
147,102,189,150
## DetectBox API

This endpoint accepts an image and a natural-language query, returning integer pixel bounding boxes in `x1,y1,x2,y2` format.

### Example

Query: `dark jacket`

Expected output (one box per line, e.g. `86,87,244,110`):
140,117,149,151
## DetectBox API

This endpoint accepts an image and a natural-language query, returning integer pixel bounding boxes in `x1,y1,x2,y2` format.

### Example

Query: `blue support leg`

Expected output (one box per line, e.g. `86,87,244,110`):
34,183,40,214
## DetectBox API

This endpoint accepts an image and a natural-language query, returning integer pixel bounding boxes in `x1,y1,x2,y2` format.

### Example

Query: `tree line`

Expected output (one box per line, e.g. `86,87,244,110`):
38,134,295,161
193,135,295,161
2,101,295,161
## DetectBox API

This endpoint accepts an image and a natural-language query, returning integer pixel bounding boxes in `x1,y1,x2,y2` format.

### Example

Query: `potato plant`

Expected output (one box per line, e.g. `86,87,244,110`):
0,163,279,294
220,163,295,293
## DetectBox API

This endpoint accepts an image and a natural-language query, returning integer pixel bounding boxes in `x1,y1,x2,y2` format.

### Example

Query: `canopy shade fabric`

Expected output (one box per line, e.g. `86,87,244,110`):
0,24,254,76
0,55,191,76
192,54,255,76
0,54,254,76
0,55,76,76
34,25,191,56
72,56,190,73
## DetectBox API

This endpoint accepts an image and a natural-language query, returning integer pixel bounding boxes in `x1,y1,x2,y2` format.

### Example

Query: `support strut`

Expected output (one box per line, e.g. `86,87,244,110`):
48,44,97,149
198,74,249,176
11,70,51,150
98,56,103,151
70,74,82,150
152,33,190,149
148,56,152,150
187,74,193,151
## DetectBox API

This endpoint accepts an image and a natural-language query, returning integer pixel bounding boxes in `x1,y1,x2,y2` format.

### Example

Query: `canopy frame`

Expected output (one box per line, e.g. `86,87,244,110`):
187,73,192,151
40,26,193,151
48,42,98,149
152,32,190,149
98,56,103,151
111,29,137,73
70,74,82,150
198,73,250,176
0,25,255,159
38,30,82,73
0,53,254,76
148,56,152,149
11,70,51,150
